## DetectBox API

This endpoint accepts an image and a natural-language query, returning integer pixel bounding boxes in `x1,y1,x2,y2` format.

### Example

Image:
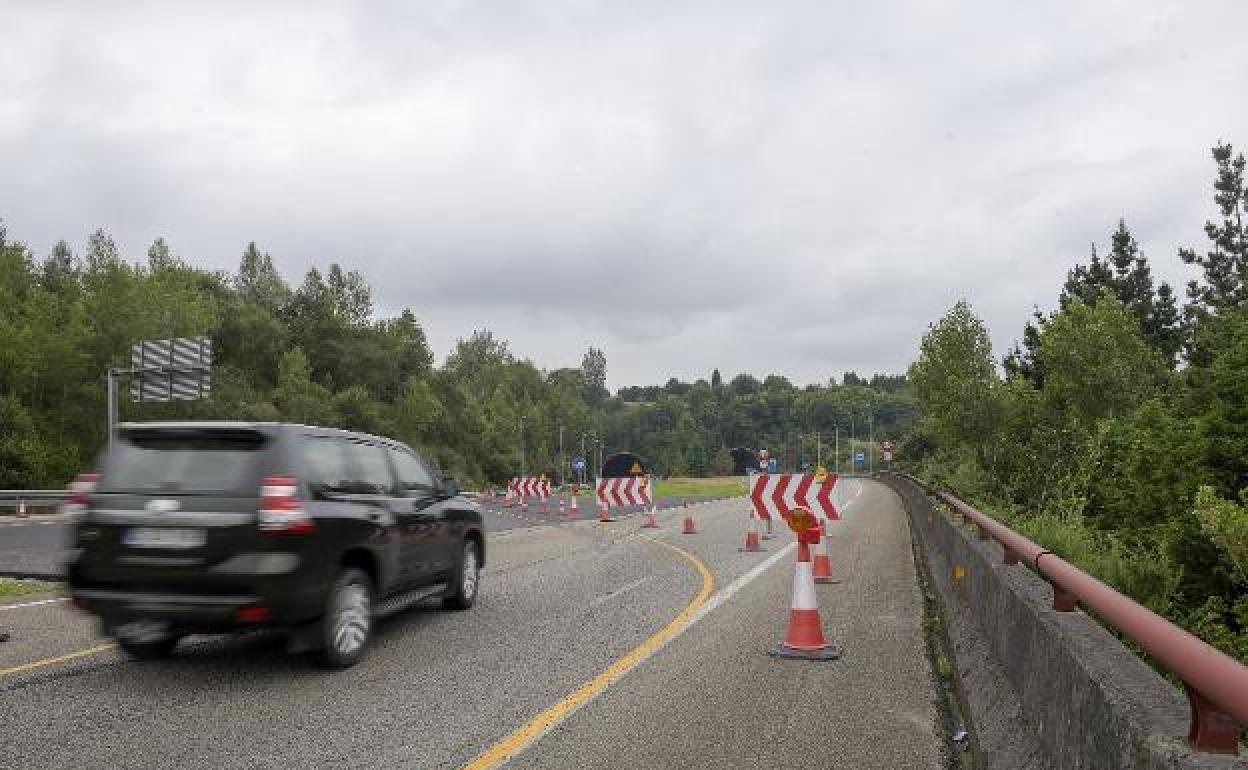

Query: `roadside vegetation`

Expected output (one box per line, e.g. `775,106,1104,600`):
0,578,59,599
0,226,914,491
904,141,1248,664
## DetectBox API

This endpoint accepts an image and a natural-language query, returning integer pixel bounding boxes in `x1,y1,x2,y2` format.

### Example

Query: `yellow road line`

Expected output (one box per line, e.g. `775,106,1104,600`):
461,537,715,770
0,642,117,679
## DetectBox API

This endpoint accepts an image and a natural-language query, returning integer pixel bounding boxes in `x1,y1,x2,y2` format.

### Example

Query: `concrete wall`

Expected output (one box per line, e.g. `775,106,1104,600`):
880,474,1247,770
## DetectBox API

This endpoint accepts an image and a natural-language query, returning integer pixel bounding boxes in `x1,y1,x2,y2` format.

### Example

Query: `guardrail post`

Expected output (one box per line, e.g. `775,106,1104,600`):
1044,578,1078,612
1186,684,1246,754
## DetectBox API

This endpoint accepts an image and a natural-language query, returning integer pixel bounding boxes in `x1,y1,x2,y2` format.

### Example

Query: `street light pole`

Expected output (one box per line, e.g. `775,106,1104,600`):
558,423,564,486
519,415,527,477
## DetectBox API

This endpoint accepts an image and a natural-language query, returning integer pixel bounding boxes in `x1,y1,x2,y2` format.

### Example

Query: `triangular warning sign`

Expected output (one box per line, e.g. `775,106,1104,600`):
629,460,643,475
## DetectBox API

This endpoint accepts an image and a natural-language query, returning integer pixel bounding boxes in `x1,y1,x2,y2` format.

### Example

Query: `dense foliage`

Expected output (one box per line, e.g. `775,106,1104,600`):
907,141,1248,664
0,225,915,490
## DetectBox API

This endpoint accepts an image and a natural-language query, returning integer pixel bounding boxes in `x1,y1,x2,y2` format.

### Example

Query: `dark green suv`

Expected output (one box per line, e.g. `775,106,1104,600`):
67,421,485,668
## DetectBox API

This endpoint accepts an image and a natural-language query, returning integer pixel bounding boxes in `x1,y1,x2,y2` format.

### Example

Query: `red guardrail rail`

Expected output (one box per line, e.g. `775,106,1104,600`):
899,473,1248,755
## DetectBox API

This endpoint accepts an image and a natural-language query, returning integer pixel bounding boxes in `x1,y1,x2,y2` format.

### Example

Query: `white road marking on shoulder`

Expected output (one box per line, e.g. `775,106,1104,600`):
0,597,68,611
588,576,653,608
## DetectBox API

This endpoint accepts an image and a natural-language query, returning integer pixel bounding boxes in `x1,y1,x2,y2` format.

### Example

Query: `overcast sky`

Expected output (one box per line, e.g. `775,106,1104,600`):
3,1,1246,389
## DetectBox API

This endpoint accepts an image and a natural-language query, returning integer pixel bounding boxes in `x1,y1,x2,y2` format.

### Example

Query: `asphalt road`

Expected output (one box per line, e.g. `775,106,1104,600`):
0,496,720,578
0,480,945,769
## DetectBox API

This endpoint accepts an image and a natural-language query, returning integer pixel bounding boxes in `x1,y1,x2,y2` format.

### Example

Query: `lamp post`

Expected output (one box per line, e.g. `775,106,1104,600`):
519,415,527,477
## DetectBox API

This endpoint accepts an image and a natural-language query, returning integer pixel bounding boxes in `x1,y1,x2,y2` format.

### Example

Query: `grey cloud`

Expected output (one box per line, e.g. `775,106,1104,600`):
2,1,1246,388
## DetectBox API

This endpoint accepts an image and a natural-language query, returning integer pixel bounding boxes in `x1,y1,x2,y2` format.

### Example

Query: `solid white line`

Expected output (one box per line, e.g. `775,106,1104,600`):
0,597,68,611
491,539,796,768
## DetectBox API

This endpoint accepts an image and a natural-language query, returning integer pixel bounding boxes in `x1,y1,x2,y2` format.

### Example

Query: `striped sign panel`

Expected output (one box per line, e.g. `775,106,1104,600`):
129,337,213,402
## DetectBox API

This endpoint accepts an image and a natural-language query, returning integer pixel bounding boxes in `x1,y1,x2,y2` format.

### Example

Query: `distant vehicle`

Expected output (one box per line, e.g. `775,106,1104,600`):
67,421,485,668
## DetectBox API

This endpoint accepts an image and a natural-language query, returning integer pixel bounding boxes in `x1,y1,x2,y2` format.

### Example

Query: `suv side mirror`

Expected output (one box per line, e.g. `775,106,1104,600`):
441,478,460,498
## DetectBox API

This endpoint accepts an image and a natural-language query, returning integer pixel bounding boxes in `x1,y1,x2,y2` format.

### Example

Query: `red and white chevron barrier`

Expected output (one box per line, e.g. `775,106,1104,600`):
595,476,653,509
510,477,552,499
749,473,839,523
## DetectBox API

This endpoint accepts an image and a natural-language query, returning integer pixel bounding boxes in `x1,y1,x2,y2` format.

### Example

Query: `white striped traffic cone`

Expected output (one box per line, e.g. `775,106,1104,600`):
558,498,565,517
769,528,841,660
598,501,616,523
569,494,580,519
812,525,835,583
521,497,528,512
17,500,28,519
740,511,763,552
540,495,549,514
641,506,659,528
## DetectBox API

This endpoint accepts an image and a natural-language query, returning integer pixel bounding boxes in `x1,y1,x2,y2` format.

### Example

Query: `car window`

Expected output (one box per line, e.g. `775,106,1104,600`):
389,448,435,495
100,429,268,495
346,440,396,495
302,436,353,497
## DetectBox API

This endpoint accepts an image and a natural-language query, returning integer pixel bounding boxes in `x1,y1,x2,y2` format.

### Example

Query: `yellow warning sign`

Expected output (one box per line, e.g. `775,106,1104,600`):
785,507,817,535
814,466,828,482
539,474,548,481
629,461,643,475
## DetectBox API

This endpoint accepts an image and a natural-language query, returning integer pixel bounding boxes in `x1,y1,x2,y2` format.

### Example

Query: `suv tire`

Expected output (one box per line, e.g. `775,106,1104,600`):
318,568,373,669
443,540,480,611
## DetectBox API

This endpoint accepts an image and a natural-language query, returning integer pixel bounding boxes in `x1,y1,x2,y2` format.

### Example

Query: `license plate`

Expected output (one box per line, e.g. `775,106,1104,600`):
123,527,205,549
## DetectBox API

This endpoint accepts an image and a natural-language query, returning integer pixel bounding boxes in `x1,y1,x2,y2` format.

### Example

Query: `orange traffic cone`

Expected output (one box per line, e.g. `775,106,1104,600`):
740,512,763,552
681,515,697,534
770,531,841,661
520,498,528,512
812,528,835,584
568,495,580,519
540,496,550,514
641,507,659,528
598,502,616,523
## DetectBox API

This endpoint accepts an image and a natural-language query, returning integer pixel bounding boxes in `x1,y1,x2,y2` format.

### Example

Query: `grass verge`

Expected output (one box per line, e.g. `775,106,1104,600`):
0,578,61,598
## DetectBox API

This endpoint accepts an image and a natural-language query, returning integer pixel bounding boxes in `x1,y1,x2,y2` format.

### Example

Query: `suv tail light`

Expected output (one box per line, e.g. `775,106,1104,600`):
257,476,316,534
62,472,99,515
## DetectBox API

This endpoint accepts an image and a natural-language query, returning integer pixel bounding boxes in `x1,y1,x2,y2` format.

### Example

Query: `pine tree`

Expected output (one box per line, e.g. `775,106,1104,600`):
1180,141,1248,313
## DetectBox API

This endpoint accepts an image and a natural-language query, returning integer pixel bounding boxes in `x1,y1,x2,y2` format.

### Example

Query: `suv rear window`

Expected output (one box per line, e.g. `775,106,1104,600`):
98,428,269,494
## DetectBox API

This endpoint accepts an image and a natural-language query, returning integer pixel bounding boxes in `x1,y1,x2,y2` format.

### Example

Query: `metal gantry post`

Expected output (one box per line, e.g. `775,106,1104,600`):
106,368,119,454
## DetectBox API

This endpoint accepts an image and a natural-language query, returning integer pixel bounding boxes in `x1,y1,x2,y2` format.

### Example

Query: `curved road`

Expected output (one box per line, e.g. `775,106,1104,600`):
0,480,945,769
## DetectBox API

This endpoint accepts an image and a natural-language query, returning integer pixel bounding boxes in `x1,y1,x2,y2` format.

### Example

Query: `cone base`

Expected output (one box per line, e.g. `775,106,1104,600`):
598,517,617,523
641,520,659,529
813,576,839,584
768,643,842,661
738,545,766,552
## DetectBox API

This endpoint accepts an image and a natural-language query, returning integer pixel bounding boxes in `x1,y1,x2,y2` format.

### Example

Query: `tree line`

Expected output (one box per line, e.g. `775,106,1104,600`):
906,141,1248,663
0,224,915,490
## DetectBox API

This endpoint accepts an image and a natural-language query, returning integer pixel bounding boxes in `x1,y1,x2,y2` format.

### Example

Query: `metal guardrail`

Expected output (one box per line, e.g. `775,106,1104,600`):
898,473,1248,755
0,490,67,511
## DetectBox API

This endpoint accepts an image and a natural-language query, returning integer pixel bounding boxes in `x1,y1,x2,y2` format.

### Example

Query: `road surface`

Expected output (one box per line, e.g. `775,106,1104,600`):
0,496,722,579
0,480,945,769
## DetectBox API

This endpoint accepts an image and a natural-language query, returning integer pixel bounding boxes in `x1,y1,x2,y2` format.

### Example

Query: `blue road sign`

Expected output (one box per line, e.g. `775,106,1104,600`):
571,456,586,471
768,457,778,473
854,451,866,466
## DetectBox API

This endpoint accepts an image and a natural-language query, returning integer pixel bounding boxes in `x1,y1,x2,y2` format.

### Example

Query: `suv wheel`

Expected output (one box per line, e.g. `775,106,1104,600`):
318,568,373,669
117,635,181,661
443,540,480,611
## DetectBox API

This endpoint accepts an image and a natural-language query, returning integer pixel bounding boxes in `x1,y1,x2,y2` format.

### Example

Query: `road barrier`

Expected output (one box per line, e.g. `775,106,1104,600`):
899,473,1248,755
0,490,68,516
595,477,651,522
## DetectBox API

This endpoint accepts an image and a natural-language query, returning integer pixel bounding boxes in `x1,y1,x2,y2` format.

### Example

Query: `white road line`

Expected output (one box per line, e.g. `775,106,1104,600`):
588,576,653,608
0,597,68,611
492,539,796,768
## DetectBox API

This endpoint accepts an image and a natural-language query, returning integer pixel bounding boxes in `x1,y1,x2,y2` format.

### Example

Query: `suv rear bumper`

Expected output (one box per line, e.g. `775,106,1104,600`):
72,587,261,627
68,554,329,633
